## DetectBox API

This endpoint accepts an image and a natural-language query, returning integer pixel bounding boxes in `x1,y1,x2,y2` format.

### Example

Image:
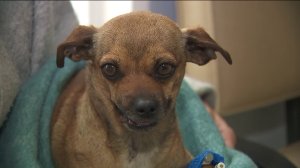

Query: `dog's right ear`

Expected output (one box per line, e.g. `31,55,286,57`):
56,26,97,68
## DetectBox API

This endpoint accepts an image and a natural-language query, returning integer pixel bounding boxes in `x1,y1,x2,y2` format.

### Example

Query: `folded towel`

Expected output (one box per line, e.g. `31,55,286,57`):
0,57,256,168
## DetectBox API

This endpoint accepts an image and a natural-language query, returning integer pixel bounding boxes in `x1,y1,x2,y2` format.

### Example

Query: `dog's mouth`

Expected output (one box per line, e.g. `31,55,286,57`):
114,104,157,130
121,115,157,130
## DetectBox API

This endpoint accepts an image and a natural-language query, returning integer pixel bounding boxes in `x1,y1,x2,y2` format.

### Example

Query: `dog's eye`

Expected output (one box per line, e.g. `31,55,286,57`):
101,63,120,80
155,63,175,79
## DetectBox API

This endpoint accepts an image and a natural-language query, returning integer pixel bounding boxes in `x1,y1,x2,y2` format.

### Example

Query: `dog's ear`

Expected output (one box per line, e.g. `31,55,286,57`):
56,26,97,68
182,27,232,65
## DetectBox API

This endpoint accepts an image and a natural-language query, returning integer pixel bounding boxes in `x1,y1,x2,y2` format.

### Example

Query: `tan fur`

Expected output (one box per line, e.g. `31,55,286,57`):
51,11,231,168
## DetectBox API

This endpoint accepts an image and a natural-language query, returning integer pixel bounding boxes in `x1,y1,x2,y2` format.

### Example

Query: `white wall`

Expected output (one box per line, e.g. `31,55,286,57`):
70,1,133,26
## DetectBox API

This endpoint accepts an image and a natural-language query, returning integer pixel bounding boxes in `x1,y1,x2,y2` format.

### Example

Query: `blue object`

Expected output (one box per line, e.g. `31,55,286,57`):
188,150,225,168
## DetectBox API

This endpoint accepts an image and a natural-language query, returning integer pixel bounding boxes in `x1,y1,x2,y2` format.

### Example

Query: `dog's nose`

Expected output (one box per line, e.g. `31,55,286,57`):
133,98,158,117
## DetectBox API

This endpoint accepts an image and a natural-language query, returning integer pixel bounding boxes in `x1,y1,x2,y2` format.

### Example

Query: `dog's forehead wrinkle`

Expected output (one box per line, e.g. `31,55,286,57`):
94,12,183,59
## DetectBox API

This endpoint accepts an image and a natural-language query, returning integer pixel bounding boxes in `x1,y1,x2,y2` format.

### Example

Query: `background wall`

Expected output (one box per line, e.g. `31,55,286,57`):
178,1,300,115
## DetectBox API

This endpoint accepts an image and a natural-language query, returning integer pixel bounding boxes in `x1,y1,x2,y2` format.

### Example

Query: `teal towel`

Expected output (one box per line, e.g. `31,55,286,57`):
0,57,256,168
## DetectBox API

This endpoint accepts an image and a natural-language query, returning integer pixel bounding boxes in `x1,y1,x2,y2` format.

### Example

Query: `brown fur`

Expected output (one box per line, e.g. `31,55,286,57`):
51,11,231,168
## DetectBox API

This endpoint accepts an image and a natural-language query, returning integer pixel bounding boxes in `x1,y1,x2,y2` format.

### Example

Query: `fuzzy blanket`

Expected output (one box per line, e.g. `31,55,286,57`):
0,58,256,168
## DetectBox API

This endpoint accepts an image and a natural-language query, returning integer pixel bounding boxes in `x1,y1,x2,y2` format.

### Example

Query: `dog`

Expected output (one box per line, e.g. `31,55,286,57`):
51,11,232,168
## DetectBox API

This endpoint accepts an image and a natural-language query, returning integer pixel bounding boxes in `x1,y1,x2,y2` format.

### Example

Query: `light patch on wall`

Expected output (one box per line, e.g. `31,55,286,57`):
70,1,133,25
103,1,133,23
70,1,90,25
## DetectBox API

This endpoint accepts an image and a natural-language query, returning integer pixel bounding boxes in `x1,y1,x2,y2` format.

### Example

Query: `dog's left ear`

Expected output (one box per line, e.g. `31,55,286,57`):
56,26,97,68
182,27,232,65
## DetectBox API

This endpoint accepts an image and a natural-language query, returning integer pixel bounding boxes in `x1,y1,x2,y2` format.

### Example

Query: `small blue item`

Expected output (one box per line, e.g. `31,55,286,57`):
187,150,225,168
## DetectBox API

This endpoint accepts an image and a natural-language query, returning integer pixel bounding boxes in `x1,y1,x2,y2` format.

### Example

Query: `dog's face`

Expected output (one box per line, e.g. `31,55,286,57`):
56,12,232,131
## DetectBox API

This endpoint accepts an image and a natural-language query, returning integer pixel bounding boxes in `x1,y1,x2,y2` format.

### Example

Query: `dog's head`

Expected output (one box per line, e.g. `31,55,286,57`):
57,12,231,131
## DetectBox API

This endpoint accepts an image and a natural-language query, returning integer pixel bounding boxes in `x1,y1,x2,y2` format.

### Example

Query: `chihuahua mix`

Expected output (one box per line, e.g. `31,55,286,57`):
51,11,231,168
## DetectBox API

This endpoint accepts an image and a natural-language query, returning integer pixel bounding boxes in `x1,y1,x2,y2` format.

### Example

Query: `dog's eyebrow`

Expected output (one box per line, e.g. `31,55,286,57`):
154,54,177,64
99,54,121,64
